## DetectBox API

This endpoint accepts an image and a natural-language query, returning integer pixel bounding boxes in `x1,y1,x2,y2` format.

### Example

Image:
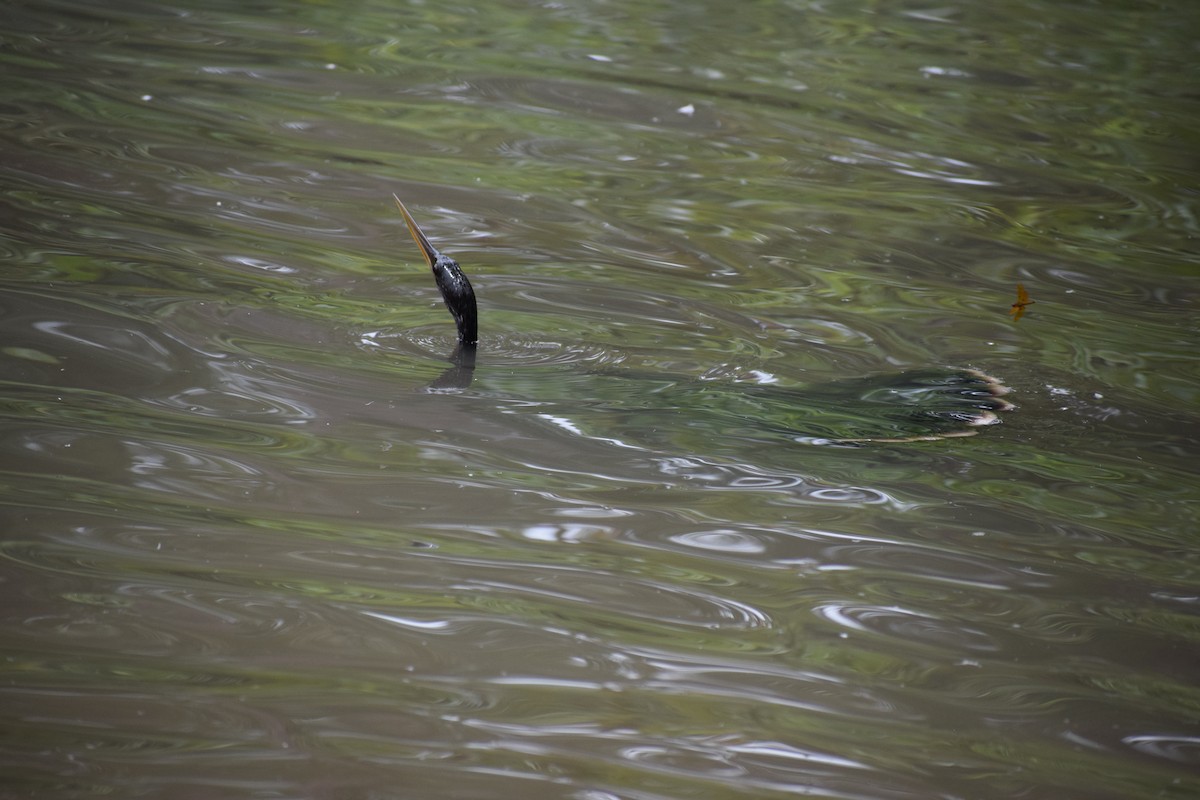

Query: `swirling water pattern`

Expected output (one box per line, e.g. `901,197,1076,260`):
1,1,1198,798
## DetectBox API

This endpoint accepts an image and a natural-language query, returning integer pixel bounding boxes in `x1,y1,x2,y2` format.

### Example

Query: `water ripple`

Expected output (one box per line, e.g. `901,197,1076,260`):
653,457,906,506
813,602,1001,654
368,327,629,370
1123,734,1200,765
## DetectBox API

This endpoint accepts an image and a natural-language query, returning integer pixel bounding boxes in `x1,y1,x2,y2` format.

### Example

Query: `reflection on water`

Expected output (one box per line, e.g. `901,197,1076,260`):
2,0,1199,798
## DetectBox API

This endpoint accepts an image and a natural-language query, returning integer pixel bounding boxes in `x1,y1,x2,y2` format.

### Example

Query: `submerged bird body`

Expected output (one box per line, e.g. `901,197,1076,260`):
393,195,477,345
391,195,1012,441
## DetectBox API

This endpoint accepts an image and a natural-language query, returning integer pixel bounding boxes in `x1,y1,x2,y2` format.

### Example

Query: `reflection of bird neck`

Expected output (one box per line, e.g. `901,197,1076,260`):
433,256,477,345
428,342,476,389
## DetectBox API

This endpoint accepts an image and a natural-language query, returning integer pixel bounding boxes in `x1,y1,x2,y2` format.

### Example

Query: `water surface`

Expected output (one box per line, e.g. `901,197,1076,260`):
2,0,1198,798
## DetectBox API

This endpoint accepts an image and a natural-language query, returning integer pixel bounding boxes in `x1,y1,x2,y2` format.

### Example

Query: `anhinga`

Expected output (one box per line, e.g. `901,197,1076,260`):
392,196,1012,440
394,194,478,346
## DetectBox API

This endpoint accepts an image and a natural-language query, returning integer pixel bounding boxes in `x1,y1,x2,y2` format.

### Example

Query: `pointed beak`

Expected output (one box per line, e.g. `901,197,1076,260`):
393,194,440,269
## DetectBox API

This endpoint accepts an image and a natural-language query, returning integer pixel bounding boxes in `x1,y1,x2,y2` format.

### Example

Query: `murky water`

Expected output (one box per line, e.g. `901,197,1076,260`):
2,0,1198,798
